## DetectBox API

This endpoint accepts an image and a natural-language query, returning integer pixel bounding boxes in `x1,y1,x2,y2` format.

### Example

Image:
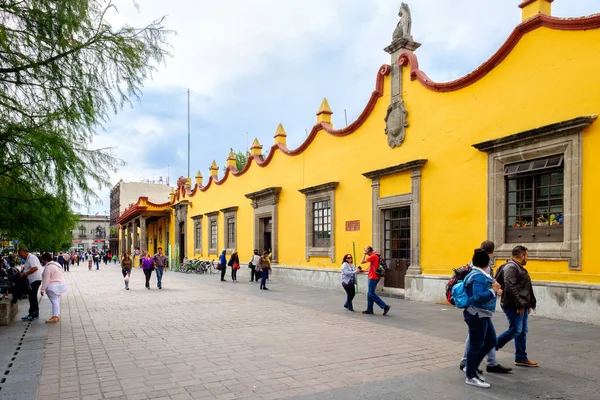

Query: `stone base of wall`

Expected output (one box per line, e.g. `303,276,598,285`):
235,264,396,294
0,298,18,326
405,274,600,325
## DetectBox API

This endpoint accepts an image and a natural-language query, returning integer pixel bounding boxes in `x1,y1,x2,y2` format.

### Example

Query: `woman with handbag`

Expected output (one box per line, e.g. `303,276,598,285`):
259,251,272,290
249,249,261,282
229,250,240,282
341,254,358,312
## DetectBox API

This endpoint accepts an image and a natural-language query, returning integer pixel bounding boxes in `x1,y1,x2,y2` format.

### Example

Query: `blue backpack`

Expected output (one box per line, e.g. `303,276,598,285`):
450,270,480,309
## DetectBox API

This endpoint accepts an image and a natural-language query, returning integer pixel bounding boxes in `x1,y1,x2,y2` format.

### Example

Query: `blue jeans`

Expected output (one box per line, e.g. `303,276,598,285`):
94,259,100,270
122,268,131,288
496,306,529,362
367,279,386,311
463,310,497,379
156,267,164,288
461,335,498,366
260,269,269,289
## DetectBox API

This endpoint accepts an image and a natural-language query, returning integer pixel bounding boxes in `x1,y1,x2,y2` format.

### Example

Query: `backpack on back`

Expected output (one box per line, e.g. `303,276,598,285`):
376,254,387,277
446,264,471,305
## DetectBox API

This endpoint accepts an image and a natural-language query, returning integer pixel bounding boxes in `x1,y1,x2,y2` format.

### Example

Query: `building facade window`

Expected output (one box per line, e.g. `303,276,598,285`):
205,211,219,255
473,116,594,270
299,182,338,261
505,156,564,243
221,206,238,253
192,216,202,254
312,200,331,247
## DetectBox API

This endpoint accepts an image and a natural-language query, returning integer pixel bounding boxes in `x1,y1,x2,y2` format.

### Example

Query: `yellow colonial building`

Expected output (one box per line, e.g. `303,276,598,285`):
120,0,600,324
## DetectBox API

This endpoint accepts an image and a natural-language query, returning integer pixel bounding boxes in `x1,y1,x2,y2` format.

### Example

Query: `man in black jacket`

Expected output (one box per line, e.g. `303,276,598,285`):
495,245,538,367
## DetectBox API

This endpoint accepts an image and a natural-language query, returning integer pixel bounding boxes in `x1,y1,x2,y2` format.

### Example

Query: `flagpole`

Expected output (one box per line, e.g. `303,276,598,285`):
187,89,191,178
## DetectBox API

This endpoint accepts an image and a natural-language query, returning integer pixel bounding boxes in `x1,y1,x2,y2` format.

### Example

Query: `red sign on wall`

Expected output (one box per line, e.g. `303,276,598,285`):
345,220,360,231
72,240,82,243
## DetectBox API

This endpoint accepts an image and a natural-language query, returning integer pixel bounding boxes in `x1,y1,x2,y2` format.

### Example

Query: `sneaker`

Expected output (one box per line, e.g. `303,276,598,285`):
21,315,33,321
486,364,512,373
459,360,466,371
263,287,269,290
344,304,349,309
383,305,391,316
362,310,374,314
126,287,130,290
462,366,483,375
515,359,538,367
158,286,162,290
347,308,355,312
465,377,490,388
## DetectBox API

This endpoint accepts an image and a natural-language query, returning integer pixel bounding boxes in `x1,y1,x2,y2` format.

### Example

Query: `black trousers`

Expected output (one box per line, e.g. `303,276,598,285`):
260,270,269,289
220,266,227,281
231,268,237,281
28,280,41,317
342,283,356,311
143,269,153,288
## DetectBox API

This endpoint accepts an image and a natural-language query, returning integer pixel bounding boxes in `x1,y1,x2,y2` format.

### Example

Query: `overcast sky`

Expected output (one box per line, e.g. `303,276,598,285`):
81,0,599,215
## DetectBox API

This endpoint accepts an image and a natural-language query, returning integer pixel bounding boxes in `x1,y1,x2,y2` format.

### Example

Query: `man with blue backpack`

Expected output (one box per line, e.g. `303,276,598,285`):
453,248,503,388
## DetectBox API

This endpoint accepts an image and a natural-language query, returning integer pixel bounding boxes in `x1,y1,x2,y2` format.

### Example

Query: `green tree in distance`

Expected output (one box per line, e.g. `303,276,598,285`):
0,0,172,248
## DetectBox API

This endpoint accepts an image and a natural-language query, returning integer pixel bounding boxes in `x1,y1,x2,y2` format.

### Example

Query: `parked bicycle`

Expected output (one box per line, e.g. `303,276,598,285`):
198,260,216,274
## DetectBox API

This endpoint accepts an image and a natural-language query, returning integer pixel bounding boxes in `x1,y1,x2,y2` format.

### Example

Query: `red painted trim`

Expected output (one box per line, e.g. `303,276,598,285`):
117,196,172,224
519,0,553,8
398,14,600,93
171,64,391,199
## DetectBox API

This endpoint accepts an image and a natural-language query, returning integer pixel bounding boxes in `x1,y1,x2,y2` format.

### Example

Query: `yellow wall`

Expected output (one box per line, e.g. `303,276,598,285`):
167,22,600,285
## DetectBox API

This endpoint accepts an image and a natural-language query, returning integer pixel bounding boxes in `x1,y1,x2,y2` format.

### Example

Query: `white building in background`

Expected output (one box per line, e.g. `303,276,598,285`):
109,179,171,255
70,214,111,252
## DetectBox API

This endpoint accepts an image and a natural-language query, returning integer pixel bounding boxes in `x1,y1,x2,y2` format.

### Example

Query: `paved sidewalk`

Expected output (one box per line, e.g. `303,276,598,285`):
3,264,600,399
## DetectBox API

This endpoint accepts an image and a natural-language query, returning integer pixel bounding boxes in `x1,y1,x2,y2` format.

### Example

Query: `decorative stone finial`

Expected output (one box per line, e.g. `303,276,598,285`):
274,123,287,145
250,138,263,157
185,177,191,187
519,0,553,21
226,149,237,171
169,188,175,202
316,98,333,125
385,2,421,55
195,170,203,185
209,160,219,179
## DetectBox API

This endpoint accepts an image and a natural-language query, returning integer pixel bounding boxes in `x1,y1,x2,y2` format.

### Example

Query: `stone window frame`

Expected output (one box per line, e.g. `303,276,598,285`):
245,187,281,263
363,160,427,275
205,211,219,256
220,206,238,253
192,215,202,254
473,116,595,270
299,182,338,262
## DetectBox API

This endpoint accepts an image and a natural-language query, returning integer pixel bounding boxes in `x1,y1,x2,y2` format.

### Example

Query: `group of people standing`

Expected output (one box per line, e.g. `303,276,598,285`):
120,247,168,290
15,247,67,323
217,249,272,290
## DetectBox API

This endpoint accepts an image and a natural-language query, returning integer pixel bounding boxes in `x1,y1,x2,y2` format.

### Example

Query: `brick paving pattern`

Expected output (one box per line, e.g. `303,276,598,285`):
25,265,600,400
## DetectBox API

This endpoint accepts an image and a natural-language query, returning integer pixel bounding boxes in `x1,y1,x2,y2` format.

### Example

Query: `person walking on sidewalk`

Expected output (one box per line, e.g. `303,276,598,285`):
153,247,168,289
40,253,67,324
57,252,65,271
360,246,390,316
229,250,240,282
459,240,512,375
219,250,227,282
258,251,272,290
462,248,503,389
495,245,538,368
18,247,43,321
141,251,155,290
341,254,358,312
249,249,261,283
121,252,133,290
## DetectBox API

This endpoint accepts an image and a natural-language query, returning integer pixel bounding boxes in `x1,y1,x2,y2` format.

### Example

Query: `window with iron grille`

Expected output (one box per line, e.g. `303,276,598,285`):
505,155,564,243
312,200,331,247
194,219,202,253
384,207,411,262
210,221,217,250
227,217,236,248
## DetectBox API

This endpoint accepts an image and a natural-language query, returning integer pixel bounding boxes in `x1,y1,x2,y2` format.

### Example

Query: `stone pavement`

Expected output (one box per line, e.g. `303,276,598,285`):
2,263,600,400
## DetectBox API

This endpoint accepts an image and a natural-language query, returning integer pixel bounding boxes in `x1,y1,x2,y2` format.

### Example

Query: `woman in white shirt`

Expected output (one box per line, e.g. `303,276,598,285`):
341,254,358,312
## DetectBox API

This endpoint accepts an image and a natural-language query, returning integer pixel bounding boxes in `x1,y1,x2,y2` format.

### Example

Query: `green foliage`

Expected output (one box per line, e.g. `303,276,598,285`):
0,1,171,248
222,148,266,173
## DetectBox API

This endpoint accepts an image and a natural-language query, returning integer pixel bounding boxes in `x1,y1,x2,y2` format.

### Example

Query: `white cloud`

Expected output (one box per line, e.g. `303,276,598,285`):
84,0,600,214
